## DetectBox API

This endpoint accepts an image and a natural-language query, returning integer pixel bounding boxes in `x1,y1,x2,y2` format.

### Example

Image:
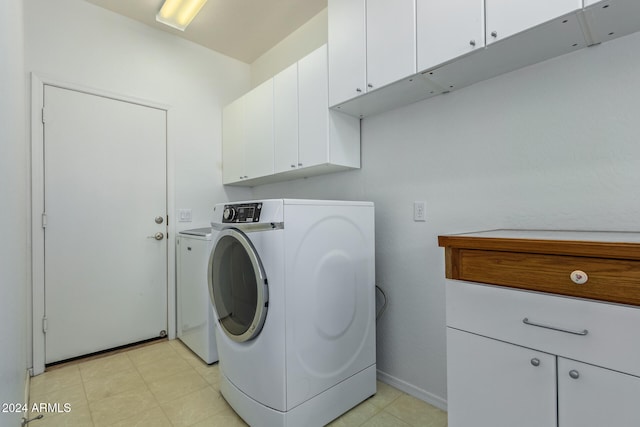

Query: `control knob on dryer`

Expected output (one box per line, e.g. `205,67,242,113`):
223,207,236,221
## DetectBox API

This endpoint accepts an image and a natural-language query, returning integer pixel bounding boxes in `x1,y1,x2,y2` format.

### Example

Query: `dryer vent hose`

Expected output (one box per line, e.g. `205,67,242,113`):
375,285,388,322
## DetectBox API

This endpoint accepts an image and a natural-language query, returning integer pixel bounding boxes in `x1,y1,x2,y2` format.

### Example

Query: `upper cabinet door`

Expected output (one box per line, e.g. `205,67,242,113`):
328,0,366,107
243,78,274,180
366,0,417,91
486,0,582,44
416,0,485,72
222,96,245,184
274,63,299,174
298,45,329,168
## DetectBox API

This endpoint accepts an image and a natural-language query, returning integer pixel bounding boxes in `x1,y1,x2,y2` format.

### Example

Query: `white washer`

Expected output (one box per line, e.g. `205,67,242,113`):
177,228,218,364
208,199,376,427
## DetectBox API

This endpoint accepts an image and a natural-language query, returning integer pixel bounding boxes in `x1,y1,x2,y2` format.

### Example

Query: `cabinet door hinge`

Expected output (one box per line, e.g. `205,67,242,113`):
41,212,47,229
42,316,48,334
42,107,48,124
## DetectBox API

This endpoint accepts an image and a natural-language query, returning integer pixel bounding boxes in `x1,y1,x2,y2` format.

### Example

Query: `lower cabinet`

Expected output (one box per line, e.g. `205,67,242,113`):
558,358,640,427
447,328,557,427
449,327,640,427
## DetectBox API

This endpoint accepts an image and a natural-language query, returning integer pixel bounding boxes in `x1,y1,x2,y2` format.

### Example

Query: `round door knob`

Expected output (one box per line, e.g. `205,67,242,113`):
155,216,164,224
491,31,498,38
531,358,540,367
154,232,164,241
569,370,580,379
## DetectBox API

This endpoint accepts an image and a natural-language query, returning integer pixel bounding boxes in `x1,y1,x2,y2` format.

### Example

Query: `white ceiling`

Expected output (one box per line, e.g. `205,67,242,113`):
85,0,327,64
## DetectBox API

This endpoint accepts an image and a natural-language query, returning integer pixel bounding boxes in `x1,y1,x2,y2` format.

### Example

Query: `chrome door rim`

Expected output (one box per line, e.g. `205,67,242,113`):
208,228,268,343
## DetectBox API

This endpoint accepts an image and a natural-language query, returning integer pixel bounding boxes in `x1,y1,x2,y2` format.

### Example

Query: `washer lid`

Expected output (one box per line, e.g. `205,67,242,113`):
179,227,212,237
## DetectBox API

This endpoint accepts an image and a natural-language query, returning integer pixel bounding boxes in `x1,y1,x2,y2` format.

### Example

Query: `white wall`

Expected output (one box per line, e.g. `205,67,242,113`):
251,32,640,406
250,8,328,88
0,0,28,425
24,0,252,234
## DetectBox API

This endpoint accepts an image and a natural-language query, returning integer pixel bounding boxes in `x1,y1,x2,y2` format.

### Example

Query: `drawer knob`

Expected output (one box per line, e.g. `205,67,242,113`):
530,358,540,367
569,370,580,380
570,270,588,285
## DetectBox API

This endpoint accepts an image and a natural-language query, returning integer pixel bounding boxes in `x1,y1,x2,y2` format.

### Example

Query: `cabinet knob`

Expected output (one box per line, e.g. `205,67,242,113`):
569,370,580,379
570,270,588,285
298,163,303,167
367,83,374,88
356,88,362,93
530,358,540,367
291,164,296,168
491,31,498,38
469,40,476,47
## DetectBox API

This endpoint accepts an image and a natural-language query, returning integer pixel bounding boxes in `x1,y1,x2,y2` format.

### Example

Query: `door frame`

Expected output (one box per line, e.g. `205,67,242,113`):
30,73,176,375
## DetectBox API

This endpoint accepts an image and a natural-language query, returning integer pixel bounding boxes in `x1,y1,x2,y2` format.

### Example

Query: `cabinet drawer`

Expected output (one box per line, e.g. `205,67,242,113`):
447,280,640,377
456,249,640,306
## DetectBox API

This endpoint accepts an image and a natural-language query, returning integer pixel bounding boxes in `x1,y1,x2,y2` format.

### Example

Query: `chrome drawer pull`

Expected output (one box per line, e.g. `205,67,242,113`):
522,318,588,336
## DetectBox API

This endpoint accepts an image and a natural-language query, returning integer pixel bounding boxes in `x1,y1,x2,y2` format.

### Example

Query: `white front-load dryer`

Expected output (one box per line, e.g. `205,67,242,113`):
208,199,376,427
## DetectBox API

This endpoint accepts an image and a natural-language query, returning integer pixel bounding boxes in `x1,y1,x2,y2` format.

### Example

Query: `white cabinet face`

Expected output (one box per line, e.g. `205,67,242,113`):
366,0,416,90
298,45,329,168
416,0,485,72
558,358,640,427
328,0,366,106
243,79,274,180
486,0,582,44
222,97,245,184
274,63,299,174
447,328,557,427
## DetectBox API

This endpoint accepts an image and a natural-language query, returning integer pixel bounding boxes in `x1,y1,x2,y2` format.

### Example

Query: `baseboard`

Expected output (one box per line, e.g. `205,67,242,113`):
376,369,448,412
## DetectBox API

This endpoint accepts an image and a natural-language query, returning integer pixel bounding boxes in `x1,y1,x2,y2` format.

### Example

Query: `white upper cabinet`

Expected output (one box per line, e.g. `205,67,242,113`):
243,78,274,180
366,0,417,91
299,45,360,171
486,0,583,44
223,44,360,186
298,45,330,168
328,0,366,107
416,0,485,72
273,63,299,174
222,97,245,184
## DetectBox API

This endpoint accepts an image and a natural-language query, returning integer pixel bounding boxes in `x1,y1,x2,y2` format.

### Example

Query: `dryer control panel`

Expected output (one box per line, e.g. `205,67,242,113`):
222,202,263,223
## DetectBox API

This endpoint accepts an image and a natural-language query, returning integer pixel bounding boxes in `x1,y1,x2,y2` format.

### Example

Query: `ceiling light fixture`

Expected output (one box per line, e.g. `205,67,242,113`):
156,0,209,31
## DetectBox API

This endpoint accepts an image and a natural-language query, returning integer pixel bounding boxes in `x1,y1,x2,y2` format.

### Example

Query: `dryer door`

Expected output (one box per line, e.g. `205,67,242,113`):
208,228,268,343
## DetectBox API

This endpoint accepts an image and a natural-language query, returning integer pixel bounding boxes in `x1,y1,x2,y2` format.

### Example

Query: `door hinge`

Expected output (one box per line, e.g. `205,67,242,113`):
42,316,48,334
41,107,48,124
41,212,47,229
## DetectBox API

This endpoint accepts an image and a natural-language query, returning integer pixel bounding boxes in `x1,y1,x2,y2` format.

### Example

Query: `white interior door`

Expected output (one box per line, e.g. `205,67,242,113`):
43,85,168,364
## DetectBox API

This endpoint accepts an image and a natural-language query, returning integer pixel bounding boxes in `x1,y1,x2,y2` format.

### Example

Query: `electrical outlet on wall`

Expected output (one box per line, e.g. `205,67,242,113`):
414,201,426,222
178,209,192,222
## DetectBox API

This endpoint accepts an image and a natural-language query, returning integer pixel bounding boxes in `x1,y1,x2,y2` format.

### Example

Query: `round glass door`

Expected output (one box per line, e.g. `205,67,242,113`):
208,228,268,342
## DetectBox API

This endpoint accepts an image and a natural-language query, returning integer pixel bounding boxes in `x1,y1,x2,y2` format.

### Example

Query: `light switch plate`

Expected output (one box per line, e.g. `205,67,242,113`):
414,201,426,222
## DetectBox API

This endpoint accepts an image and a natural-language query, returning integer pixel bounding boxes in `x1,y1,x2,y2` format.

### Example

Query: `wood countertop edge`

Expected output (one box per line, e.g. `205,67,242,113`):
437,234,640,261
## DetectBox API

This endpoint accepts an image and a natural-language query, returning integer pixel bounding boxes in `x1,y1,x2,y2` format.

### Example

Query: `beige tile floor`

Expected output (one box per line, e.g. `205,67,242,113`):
28,340,447,427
